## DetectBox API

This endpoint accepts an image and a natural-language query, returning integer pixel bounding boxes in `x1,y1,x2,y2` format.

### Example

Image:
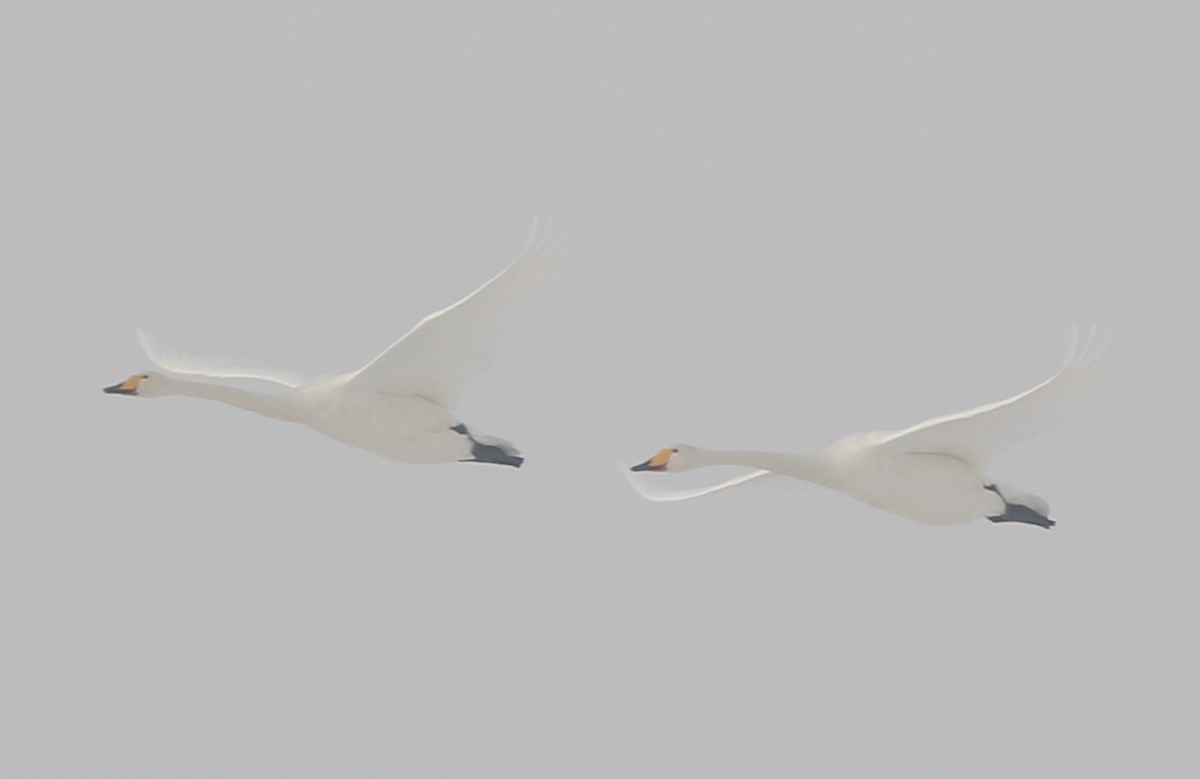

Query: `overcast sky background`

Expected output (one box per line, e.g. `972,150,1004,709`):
4,2,1199,776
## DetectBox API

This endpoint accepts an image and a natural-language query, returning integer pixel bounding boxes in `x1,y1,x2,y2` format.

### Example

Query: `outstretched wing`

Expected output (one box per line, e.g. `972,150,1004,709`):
622,464,778,502
137,329,305,388
876,328,1113,466
348,220,561,406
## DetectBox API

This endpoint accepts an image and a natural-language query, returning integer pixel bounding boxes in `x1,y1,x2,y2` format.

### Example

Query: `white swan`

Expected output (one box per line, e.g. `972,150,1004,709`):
627,330,1111,528
104,223,560,467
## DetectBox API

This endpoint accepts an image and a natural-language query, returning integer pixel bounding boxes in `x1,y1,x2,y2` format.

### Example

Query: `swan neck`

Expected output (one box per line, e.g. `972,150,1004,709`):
702,449,829,483
158,376,297,421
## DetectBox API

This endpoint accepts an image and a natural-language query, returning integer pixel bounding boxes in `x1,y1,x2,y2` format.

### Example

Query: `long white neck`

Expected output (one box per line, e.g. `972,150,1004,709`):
154,376,298,421
693,448,832,485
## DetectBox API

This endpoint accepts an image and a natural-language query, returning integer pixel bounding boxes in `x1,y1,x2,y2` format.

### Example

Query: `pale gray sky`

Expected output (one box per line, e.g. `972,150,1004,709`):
4,2,1199,776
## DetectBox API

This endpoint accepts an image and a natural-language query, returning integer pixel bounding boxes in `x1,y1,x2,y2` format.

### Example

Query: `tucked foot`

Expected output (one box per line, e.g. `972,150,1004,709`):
984,484,1055,529
987,505,1055,529
450,423,524,468
467,440,524,468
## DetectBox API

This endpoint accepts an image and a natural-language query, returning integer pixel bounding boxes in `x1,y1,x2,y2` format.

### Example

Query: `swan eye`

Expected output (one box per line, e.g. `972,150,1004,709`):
672,448,679,454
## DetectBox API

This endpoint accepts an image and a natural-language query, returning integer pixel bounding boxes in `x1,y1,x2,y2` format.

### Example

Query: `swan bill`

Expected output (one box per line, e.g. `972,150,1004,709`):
631,447,674,472
103,374,146,396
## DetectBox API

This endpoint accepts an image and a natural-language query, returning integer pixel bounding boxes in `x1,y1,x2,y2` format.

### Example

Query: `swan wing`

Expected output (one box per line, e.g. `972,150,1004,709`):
876,328,1113,465
348,221,561,405
622,465,778,502
137,330,305,388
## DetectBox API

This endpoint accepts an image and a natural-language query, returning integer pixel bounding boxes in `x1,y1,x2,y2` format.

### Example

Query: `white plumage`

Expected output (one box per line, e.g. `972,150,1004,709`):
627,330,1111,528
104,222,560,467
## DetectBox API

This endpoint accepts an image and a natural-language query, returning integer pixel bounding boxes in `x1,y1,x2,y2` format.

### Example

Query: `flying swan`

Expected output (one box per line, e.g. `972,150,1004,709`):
104,223,560,467
627,330,1111,528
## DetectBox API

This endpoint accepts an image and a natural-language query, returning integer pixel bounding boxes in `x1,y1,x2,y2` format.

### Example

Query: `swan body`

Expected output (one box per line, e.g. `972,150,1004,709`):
628,331,1110,528
104,223,559,467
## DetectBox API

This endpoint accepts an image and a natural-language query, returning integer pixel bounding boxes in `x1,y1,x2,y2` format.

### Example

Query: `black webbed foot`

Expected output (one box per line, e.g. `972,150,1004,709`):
985,484,1055,529
450,423,523,467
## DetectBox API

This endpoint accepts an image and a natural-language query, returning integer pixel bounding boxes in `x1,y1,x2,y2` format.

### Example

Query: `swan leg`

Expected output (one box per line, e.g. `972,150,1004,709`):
983,484,1055,529
450,424,524,468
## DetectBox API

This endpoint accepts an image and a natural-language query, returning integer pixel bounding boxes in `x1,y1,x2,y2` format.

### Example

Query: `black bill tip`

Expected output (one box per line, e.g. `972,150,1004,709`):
103,383,136,395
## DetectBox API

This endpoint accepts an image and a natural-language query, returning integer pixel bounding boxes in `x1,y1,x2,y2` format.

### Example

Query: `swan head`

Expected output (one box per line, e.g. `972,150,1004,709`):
103,371,163,397
630,444,701,473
